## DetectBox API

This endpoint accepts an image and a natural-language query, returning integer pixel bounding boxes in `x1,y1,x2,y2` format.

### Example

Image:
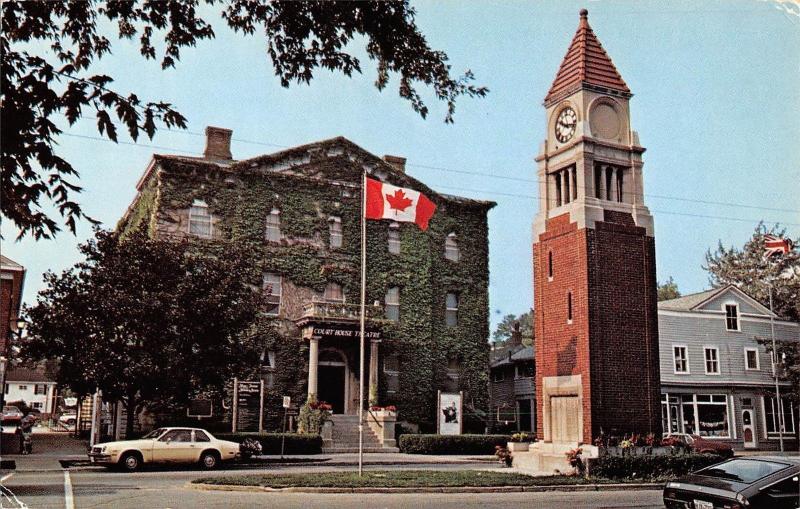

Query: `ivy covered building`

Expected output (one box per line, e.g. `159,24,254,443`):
119,127,495,431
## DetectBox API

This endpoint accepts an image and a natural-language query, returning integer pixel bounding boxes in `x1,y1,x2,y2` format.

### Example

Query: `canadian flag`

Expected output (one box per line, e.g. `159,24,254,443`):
365,177,437,231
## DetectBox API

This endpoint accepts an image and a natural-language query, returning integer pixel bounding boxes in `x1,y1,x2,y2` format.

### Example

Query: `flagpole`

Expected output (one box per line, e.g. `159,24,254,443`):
768,283,785,454
358,169,367,475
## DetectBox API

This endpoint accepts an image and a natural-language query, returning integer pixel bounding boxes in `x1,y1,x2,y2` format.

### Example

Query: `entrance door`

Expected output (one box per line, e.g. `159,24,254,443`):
318,365,346,414
742,409,757,449
550,395,580,443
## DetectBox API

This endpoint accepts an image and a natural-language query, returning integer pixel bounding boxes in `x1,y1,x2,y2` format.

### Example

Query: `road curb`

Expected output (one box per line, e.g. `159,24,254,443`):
187,482,663,494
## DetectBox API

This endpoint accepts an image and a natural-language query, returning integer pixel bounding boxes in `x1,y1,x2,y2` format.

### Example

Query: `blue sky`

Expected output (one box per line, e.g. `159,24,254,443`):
3,0,799,334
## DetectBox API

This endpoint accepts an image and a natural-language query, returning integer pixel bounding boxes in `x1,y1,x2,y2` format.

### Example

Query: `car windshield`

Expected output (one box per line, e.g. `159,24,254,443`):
698,459,789,483
141,428,167,439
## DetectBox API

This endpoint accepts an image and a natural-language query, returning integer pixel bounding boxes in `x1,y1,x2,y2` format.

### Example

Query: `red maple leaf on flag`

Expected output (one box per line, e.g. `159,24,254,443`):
386,189,413,212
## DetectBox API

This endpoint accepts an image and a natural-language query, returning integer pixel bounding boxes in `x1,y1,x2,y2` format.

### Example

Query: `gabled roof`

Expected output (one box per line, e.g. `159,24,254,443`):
658,284,775,317
1,255,24,271
545,9,631,105
5,367,54,383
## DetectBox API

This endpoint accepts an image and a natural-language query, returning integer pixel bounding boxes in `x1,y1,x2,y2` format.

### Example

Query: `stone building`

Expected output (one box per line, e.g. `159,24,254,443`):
119,129,495,434
532,9,661,446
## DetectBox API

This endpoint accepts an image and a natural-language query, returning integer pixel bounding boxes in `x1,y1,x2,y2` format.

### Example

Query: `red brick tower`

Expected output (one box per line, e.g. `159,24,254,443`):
533,10,661,445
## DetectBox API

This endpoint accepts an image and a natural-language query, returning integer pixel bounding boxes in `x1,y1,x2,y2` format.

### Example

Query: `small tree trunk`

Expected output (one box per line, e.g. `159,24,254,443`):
124,399,136,438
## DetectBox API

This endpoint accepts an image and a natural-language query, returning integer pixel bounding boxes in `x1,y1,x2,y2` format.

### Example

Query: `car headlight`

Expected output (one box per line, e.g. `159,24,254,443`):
100,446,107,453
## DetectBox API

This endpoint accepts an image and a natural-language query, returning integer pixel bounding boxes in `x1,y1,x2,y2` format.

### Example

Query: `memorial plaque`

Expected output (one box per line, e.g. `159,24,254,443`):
236,381,262,432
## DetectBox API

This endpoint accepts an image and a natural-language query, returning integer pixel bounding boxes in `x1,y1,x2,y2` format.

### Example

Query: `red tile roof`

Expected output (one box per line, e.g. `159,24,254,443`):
545,9,630,105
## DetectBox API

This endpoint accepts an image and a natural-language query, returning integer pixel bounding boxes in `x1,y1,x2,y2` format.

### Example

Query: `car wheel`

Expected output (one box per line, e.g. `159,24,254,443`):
119,452,141,472
200,451,219,470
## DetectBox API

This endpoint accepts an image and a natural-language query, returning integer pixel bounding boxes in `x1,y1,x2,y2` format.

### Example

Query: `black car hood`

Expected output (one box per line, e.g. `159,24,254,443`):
673,473,749,494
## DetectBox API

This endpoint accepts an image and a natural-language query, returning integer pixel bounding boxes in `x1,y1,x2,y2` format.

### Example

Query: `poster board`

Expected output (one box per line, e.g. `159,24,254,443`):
437,390,463,435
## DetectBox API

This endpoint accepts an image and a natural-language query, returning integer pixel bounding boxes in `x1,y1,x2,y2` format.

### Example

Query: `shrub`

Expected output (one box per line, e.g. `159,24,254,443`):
591,453,725,481
214,433,323,455
398,434,511,455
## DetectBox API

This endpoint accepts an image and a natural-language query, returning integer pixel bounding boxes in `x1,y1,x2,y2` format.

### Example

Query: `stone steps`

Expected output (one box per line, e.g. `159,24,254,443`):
325,414,398,453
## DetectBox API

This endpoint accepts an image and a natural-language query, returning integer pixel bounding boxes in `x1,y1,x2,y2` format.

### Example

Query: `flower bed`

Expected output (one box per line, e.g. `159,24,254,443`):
590,453,725,481
213,432,323,455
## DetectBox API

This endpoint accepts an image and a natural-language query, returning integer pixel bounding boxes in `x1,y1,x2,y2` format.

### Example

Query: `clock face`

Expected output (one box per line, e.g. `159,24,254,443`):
555,107,577,143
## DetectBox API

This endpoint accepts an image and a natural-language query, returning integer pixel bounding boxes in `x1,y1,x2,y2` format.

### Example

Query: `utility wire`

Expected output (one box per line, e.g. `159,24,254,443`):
58,130,800,226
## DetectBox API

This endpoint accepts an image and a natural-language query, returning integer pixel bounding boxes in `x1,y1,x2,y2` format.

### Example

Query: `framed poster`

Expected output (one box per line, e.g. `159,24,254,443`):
437,391,463,435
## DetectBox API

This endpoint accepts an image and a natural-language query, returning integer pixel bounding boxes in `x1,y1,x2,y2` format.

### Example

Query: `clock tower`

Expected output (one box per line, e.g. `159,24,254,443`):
533,9,661,445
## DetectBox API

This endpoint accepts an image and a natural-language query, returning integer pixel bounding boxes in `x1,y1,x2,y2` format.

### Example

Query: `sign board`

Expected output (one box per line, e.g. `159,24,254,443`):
310,324,381,341
235,380,262,432
187,399,213,418
283,396,291,409
437,391,463,436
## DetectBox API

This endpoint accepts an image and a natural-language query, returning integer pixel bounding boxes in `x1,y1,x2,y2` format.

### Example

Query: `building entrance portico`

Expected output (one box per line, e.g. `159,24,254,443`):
298,301,384,415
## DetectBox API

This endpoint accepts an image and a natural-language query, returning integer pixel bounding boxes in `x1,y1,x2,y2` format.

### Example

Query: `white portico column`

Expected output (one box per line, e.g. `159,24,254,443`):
308,337,320,400
368,340,381,406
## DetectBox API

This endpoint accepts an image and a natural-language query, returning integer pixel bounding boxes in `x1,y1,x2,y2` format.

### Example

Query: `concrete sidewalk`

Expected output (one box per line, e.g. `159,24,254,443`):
1,431,87,472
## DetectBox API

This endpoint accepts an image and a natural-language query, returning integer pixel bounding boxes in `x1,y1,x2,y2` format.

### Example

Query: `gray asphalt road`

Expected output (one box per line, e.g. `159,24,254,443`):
1,466,664,509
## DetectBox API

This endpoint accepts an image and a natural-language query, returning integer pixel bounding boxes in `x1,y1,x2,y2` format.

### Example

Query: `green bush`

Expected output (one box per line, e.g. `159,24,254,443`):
214,433,323,455
591,453,725,481
398,434,511,455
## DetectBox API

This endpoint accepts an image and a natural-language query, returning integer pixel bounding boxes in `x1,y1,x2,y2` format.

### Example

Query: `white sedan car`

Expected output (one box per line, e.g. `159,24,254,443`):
88,427,240,471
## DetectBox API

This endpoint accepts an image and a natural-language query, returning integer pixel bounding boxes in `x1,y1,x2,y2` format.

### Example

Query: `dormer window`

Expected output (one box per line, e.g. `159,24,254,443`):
188,200,213,238
265,208,281,242
445,233,460,262
329,216,342,248
725,304,739,331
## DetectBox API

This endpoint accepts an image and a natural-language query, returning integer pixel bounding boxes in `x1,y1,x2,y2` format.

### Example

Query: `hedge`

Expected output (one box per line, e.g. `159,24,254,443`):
213,433,323,455
398,434,511,455
591,453,725,481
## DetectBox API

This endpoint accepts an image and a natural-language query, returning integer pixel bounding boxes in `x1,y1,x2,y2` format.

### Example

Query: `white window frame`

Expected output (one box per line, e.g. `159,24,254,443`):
444,232,460,262
265,208,281,242
329,216,342,249
262,272,282,316
764,394,796,436
385,287,400,322
724,302,740,332
743,347,760,371
18,385,27,391
188,199,213,239
387,223,401,254
446,292,459,327
672,345,690,374
703,346,720,375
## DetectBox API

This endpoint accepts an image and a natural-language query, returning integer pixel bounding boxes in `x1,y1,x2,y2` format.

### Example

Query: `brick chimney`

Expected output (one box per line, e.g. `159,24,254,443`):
204,126,233,160
383,155,406,173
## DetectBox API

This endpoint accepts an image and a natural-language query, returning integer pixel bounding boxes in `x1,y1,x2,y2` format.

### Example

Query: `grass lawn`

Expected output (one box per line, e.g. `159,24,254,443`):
194,470,634,488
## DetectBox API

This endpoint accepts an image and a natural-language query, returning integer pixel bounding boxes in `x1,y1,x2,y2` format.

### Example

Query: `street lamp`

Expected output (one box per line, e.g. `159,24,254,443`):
1,317,28,415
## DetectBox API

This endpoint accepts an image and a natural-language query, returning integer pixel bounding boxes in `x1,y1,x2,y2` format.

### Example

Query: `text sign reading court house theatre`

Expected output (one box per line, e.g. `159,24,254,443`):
311,324,381,341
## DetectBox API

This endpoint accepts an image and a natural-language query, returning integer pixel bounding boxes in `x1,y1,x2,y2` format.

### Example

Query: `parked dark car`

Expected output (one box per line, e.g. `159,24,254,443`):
663,456,800,509
663,433,734,458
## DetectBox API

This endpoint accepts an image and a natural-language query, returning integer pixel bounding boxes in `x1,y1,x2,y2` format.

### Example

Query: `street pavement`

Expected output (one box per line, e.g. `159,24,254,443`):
1,468,664,508
0,433,668,508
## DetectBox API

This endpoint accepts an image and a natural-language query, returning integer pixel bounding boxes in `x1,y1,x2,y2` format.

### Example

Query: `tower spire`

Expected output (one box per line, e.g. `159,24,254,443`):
545,9,630,106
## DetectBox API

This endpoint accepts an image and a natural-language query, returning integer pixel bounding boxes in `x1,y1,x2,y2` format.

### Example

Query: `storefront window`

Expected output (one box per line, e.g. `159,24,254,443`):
697,394,729,437
765,395,796,434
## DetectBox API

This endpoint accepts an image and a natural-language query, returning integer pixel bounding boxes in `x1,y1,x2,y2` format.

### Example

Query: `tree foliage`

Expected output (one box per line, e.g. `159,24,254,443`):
656,276,681,302
704,222,800,399
2,0,487,240
492,311,533,345
23,228,263,434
